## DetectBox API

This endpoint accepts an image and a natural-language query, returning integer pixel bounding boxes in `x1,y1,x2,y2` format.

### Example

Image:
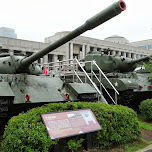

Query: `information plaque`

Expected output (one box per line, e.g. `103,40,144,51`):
41,109,102,140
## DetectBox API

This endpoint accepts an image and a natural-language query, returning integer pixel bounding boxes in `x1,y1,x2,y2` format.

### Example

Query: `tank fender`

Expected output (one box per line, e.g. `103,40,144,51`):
111,79,138,91
0,82,15,97
65,83,97,100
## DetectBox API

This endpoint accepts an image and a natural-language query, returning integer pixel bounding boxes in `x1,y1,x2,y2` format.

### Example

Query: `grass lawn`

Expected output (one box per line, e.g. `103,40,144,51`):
138,114,152,132
100,139,149,152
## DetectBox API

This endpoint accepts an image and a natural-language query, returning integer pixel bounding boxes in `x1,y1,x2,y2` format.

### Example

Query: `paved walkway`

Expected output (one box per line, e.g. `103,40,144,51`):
135,144,152,152
135,129,152,152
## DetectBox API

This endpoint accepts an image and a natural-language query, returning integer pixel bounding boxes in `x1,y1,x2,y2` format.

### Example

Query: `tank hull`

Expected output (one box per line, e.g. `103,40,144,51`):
95,72,152,106
0,74,97,122
63,71,152,106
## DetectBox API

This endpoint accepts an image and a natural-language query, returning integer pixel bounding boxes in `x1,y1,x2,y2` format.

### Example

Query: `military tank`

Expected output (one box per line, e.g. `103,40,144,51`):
81,50,151,106
0,0,126,123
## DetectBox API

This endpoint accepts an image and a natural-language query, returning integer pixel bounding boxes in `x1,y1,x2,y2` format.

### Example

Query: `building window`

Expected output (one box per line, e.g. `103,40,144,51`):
79,47,82,51
14,50,22,55
26,52,33,57
139,46,146,49
131,53,134,59
90,47,94,52
48,54,53,62
136,54,141,58
73,53,78,59
97,48,101,51
115,51,119,56
148,45,152,49
0,49,8,53
58,55,63,61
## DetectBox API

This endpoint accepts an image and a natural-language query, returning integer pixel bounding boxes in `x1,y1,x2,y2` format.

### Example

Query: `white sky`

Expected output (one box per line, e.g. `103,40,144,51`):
0,0,151,43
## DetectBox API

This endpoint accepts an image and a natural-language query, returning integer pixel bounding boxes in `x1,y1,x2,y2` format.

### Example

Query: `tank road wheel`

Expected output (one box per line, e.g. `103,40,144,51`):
0,97,9,123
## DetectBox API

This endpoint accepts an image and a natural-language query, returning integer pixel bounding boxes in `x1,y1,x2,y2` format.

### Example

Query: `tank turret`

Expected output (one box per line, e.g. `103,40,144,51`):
83,50,149,73
0,0,126,75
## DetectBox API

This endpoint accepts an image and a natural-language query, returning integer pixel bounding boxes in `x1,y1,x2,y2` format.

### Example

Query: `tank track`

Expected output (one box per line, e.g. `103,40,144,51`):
104,89,134,106
118,90,134,106
0,97,9,123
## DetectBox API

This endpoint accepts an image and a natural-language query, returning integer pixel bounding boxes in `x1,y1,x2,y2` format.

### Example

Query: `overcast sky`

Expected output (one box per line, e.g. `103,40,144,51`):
0,0,151,43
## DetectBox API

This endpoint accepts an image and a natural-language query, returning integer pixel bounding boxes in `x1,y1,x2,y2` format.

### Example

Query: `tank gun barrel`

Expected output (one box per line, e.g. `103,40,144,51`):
129,56,150,65
19,0,126,70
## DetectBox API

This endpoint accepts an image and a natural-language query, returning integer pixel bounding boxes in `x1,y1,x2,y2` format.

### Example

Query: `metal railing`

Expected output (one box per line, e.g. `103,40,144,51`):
42,58,119,104
90,60,119,104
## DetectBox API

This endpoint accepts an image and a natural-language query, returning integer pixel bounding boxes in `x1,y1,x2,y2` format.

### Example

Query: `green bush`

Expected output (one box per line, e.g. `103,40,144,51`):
2,102,140,152
139,99,152,121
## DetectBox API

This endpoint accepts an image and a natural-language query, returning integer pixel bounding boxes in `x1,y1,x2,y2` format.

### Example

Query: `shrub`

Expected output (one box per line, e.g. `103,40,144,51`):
2,102,140,152
139,99,152,121
67,138,84,152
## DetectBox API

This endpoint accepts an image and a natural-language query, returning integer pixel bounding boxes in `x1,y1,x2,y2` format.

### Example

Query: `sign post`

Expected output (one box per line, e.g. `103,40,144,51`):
41,109,102,151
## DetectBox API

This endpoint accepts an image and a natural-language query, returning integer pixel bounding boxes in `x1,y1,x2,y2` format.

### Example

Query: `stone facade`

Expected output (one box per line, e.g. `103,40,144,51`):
0,31,151,64
131,39,152,50
45,32,151,60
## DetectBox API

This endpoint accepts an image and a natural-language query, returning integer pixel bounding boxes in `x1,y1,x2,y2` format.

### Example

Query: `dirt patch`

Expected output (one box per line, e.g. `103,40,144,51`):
77,147,125,152
95,147,125,152
141,128,152,142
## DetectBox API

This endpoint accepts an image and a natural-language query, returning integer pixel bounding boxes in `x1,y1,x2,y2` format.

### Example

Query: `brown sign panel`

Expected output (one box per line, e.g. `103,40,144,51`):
41,109,102,140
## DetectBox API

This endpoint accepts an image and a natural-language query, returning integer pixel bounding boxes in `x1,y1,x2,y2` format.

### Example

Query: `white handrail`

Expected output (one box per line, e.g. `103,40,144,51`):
92,61,119,95
92,71,116,104
45,58,119,104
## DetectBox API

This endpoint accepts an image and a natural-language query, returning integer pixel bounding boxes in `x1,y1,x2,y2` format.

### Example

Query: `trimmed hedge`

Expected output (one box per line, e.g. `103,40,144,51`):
2,102,140,152
139,99,152,121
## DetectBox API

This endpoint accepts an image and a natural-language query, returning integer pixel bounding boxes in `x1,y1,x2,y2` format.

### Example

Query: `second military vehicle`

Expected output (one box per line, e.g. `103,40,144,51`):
81,49,151,106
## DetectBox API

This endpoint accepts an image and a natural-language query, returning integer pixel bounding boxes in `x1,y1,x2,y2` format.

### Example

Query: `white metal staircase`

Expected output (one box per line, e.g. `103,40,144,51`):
42,58,119,104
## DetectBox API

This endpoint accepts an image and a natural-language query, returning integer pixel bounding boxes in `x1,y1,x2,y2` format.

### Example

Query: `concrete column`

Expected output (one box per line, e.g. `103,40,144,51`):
132,53,136,59
118,51,121,56
9,49,14,55
43,55,48,63
70,42,73,60
40,58,43,64
53,54,58,62
65,43,69,60
53,54,58,71
86,45,90,53
122,52,126,57
128,53,131,58
112,50,115,56
82,44,85,58
79,50,83,59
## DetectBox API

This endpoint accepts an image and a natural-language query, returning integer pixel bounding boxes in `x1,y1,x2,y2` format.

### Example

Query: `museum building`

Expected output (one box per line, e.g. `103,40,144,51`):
0,30,152,64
